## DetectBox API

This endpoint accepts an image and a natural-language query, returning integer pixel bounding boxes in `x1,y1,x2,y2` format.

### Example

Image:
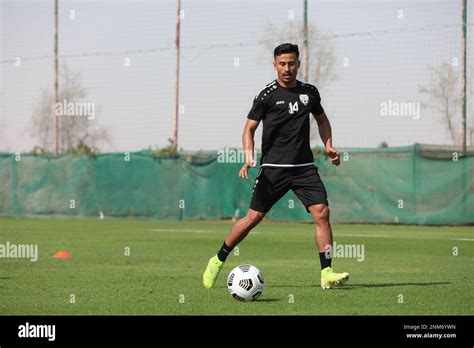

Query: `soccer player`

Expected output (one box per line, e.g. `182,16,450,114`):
203,43,349,290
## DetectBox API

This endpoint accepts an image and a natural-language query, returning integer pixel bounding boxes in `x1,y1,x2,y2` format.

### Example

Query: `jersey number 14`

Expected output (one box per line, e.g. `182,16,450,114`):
288,101,299,114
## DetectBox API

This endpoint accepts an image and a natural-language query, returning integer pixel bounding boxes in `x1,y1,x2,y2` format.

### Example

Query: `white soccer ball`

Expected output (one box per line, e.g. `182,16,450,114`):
227,264,264,302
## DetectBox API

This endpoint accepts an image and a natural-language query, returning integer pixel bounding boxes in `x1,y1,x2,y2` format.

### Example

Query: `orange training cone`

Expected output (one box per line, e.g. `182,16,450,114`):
54,251,72,259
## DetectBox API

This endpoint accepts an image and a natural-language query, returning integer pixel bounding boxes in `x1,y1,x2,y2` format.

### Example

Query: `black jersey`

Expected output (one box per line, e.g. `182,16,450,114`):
247,79,325,166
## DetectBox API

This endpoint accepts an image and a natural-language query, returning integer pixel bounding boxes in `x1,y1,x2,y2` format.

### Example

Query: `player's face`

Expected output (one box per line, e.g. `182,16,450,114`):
273,53,299,84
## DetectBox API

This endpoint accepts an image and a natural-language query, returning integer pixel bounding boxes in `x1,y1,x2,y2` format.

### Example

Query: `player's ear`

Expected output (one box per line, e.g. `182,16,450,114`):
273,59,277,71
297,60,301,69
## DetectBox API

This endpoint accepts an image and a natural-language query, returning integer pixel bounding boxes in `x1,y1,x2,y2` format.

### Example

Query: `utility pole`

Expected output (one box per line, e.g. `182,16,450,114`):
302,0,309,82
172,0,181,151
54,0,59,154
461,0,467,152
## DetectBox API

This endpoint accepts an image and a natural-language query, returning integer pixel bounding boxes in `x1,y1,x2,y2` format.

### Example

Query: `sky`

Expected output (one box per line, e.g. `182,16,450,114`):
0,0,473,153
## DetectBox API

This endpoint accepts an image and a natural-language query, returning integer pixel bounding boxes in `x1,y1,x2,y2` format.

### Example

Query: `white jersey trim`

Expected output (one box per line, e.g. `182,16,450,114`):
266,80,276,87
260,163,314,168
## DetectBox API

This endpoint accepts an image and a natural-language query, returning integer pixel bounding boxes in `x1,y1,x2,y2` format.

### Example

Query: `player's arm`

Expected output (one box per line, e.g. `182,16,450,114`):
313,112,340,166
239,119,260,179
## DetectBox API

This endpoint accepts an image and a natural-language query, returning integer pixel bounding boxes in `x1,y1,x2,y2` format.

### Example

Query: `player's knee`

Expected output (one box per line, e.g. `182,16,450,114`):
312,205,330,222
246,210,265,227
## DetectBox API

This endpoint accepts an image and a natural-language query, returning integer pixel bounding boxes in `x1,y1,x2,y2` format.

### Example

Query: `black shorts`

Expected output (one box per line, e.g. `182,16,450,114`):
249,165,329,213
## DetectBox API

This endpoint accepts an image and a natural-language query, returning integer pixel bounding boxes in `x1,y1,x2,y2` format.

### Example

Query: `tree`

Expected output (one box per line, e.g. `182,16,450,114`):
30,64,111,153
261,20,337,143
148,138,179,158
419,64,462,145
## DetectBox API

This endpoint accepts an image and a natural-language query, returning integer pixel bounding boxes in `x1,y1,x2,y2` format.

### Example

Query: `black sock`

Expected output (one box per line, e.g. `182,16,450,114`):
217,242,233,262
319,251,332,270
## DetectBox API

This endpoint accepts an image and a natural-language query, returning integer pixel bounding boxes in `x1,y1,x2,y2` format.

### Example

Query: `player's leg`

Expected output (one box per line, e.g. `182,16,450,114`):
224,208,265,249
292,166,349,289
308,203,332,255
308,204,348,289
203,167,289,289
202,209,265,289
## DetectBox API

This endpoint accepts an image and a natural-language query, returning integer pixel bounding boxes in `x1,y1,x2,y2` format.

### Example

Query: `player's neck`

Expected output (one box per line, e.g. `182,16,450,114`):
276,77,297,89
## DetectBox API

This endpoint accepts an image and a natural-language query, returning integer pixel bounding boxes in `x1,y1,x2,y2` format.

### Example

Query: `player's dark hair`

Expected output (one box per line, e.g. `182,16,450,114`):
273,43,299,59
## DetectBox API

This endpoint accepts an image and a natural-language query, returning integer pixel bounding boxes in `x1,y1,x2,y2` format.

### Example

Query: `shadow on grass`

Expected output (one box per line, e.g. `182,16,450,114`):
216,281,450,291
256,298,281,302
217,284,317,289
270,285,316,288
332,281,450,290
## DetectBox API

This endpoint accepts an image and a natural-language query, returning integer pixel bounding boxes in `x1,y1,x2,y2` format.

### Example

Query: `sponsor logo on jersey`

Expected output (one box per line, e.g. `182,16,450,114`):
276,100,285,105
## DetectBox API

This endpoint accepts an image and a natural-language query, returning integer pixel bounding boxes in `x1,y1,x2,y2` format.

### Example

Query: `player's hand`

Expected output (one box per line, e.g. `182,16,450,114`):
326,147,340,166
239,160,256,179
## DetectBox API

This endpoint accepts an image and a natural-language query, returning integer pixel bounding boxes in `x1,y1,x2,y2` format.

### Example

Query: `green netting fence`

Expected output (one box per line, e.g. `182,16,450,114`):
0,144,472,224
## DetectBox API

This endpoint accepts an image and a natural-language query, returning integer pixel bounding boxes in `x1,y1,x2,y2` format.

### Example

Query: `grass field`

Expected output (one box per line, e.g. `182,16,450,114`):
0,217,472,315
